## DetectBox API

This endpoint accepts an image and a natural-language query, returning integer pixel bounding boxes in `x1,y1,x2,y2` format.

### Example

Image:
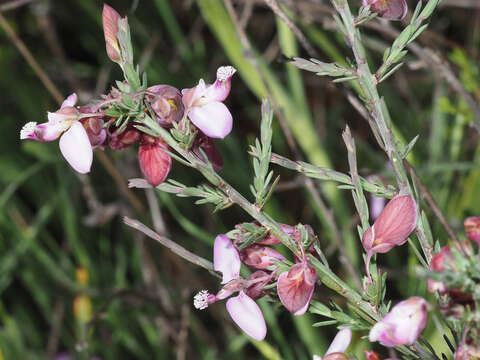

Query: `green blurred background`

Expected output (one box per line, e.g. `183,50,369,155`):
0,0,479,358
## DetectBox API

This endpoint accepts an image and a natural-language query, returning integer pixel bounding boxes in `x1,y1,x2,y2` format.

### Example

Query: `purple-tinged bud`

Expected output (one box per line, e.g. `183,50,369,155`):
147,85,184,126
277,262,316,316
364,351,381,360
369,297,428,347
79,106,107,148
245,271,271,300
464,216,480,246
362,0,407,20
362,195,417,255
193,132,223,171
427,245,453,294
240,245,285,270
108,126,141,150
138,136,172,187
102,4,122,62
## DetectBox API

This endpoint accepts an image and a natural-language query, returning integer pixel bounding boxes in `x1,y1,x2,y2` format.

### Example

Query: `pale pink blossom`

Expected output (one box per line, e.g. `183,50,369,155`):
182,66,236,139
194,235,267,341
20,93,93,174
369,297,428,347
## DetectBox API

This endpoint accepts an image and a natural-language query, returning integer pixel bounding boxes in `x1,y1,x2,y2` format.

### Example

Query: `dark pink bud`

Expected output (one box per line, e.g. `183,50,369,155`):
147,85,184,126
193,132,223,171
108,126,141,150
245,271,271,300
362,0,407,20
80,115,106,148
258,224,297,245
364,351,381,360
138,137,172,186
102,4,122,62
362,195,417,256
240,245,285,270
464,216,480,246
277,262,316,316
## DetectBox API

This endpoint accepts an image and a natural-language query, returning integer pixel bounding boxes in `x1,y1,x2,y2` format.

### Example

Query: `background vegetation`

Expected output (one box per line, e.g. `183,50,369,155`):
0,0,479,358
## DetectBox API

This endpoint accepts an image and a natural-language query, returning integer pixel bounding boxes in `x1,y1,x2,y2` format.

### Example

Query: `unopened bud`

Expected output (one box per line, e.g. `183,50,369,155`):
108,126,141,150
245,271,271,300
362,195,417,256
362,0,407,20
193,132,223,171
102,4,122,62
364,350,381,360
240,245,285,270
147,85,184,126
464,216,480,246
138,137,172,186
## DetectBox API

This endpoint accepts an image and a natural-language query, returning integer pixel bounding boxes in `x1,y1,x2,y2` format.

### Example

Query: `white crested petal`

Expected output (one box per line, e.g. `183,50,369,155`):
188,102,232,139
59,122,93,174
325,328,352,356
213,234,240,284
226,292,267,341
61,93,78,109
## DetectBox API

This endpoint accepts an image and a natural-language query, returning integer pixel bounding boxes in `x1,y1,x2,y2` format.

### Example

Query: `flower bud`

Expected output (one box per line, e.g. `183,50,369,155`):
245,271,270,300
138,136,172,186
240,245,285,270
464,216,480,246
147,85,184,126
369,296,428,347
364,350,381,360
362,0,407,20
362,195,417,256
427,245,453,294
102,4,122,62
108,126,141,150
193,132,223,171
277,262,316,316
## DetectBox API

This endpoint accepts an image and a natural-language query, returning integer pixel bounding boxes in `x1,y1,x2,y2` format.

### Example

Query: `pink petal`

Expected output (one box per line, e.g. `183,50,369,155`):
226,291,267,341
188,102,232,139
61,93,78,109
213,235,240,284
325,328,352,356
59,122,93,174
277,262,316,316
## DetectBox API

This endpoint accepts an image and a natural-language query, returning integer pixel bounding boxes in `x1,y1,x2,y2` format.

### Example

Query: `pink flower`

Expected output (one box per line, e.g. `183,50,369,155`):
362,194,417,281
313,328,352,360
277,244,316,316
464,216,480,246
20,93,93,174
194,235,267,341
182,66,236,139
369,297,428,347
362,0,407,20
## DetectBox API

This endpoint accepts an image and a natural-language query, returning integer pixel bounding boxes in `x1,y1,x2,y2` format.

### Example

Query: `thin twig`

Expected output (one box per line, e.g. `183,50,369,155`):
123,217,215,272
0,0,35,12
0,11,63,103
263,0,319,57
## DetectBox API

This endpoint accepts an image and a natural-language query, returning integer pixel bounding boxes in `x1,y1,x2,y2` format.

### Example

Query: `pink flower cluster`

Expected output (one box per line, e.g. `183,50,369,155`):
20,4,236,187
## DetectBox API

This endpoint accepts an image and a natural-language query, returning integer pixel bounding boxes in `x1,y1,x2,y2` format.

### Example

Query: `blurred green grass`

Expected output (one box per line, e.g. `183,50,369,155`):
0,0,479,359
